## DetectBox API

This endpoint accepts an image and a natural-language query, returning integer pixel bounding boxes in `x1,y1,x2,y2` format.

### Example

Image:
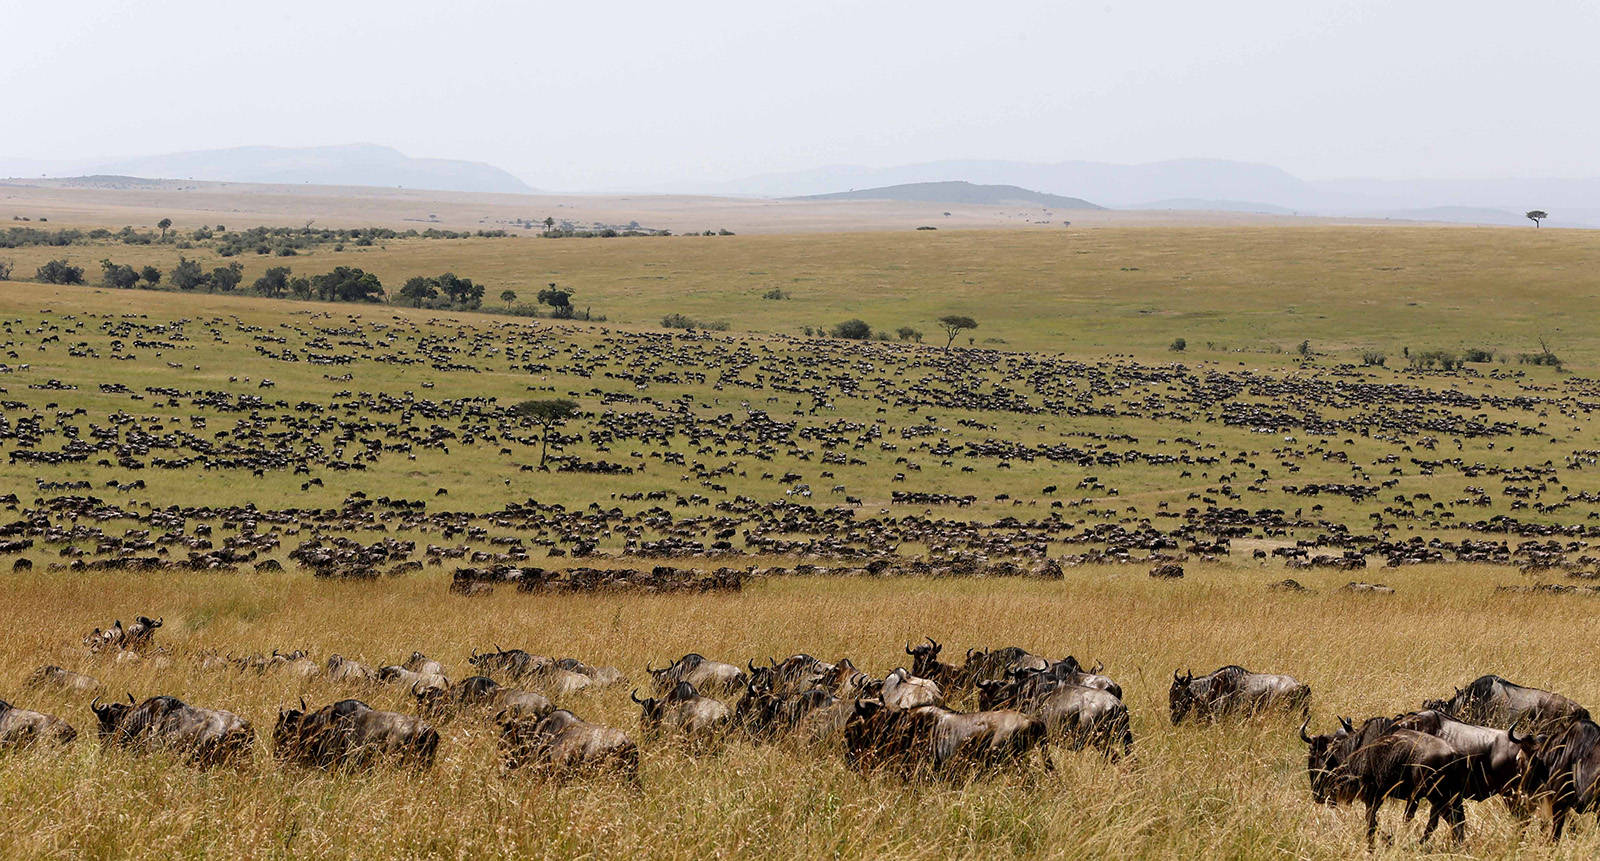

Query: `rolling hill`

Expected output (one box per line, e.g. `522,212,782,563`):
793,180,1101,209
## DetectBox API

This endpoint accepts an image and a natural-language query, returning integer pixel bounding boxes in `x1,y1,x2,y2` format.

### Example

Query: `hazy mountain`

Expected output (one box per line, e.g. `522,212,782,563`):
3,144,534,194
794,181,1101,209
1129,198,1297,215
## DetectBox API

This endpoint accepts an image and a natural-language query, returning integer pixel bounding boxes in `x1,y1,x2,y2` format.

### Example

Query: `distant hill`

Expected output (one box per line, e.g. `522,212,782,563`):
794,181,1102,209
76,144,534,194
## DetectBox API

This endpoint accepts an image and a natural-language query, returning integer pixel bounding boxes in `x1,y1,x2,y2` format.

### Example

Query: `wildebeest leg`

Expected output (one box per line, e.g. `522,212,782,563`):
1551,804,1568,841
1447,800,1466,844
1418,801,1442,844
1364,793,1382,850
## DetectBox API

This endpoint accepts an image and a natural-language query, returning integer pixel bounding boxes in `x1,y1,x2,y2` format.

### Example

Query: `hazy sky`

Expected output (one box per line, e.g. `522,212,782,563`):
5,0,1595,189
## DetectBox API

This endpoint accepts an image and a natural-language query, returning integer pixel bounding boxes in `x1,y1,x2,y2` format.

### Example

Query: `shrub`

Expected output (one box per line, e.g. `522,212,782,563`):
0,259,12,281
99,259,141,289
139,265,161,285
1169,338,1187,352
170,257,207,291
1462,347,1494,363
895,326,922,342
1519,351,1563,369
762,288,789,300
1296,340,1311,356
36,259,84,284
1360,350,1386,367
831,319,872,340
661,313,729,331
1409,349,1460,371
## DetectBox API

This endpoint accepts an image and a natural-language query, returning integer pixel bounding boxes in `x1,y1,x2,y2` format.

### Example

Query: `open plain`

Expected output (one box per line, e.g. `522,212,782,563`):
2,195,1600,858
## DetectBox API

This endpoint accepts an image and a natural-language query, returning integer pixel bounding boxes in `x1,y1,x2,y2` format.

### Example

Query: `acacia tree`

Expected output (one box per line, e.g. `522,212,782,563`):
936,315,978,351
157,218,172,240
1526,210,1548,228
511,398,579,467
500,289,517,307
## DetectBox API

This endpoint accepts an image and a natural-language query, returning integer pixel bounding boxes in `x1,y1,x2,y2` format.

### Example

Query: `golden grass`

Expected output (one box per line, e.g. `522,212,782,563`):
3,564,1598,859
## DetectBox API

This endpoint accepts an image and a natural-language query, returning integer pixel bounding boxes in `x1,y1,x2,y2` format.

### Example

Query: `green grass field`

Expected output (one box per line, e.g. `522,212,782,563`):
2,222,1600,858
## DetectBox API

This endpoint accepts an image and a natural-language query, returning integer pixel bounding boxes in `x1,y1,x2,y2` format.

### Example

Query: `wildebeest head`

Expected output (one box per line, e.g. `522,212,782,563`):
1299,717,1354,804
905,637,942,676
1169,670,1197,724
274,698,309,754
1420,686,1463,714
90,693,136,737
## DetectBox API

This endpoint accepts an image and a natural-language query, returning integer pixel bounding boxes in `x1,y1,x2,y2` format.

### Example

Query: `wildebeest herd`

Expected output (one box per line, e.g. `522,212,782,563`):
11,615,1600,848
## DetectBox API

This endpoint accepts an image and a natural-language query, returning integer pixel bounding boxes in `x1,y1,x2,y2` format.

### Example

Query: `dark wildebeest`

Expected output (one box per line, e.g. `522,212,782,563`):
1423,675,1589,731
92,694,254,767
325,654,377,683
497,706,638,782
1509,716,1600,840
632,681,731,748
274,698,439,770
0,698,77,748
26,665,101,694
843,699,1050,779
647,653,745,696
905,638,962,690
469,646,552,681
1170,666,1310,724
960,646,1049,686
1394,709,1525,815
1303,719,1468,849
747,654,833,695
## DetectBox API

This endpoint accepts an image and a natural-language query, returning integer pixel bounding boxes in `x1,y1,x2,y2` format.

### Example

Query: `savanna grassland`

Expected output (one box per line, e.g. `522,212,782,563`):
3,219,1600,859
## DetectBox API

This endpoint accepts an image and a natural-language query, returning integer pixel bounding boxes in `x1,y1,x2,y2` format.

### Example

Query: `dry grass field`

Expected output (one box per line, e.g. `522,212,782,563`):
2,196,1600,858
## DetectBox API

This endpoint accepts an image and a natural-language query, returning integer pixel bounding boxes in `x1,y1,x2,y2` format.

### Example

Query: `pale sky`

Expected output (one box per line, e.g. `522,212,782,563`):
4,0,1595,190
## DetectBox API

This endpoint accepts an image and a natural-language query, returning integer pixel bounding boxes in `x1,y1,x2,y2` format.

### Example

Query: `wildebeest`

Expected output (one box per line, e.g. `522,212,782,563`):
632,681,731,748
1393,709,1525,814
497,706,638,782
879,668,944,711
905,637,962,690
0,698,77,748
325,654,377,683
402,651,444,677
843,698,1050,778
647,653,745,696
1508,716,1600,840
469,646,552,681
1422,675,1589,731
1170,666,1310,724
1303,719,1468,849
122,616,163,652
413,676,553,722
961,646,1049,684
377,664,448,693
91,694,254,767
25,665,101,694
274,698,439,770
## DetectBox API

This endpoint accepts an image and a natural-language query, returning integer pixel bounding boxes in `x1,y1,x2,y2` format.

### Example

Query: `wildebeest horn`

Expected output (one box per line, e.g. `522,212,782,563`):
1507,716,1529,745
411,681,424,697
630,689,644,705
926,636,938,649
127,692,136,704
747,659,758,672
770,657,778,668
1338,716,1354,733
905,643,914,655
966,647,979,660
300,697,307,711
471,647,480,659
90,696,102,711
1299,718,1313,744
1173,669,1183,683
645,661,659,674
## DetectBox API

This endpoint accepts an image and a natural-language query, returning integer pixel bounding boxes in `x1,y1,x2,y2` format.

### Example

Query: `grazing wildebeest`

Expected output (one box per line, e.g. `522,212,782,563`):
325,654,376,683
414,676,554,722
122,616,163,651
632,681,731,748
469,646,552,681
0,698,77,748
1509,716,1600,840
91,694,254,767
905,638,962,690
1422,675,1589,731
1170,666,1310,724
26,665,101,694
960,646,1048,685
274,698,439,770
647,653,745,696
497,706,638,782
1303,720,1468,849
1029,684,1132,758
554,657,625,688
376,664,448,693
402,651,444,677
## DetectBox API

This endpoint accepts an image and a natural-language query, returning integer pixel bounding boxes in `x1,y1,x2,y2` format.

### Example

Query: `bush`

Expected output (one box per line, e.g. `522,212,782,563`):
139,265,161,285
1409,349,1460,371
36,259,84,284
1360,350,1386,367
1462,347,1494,363
1519,351,1563,368
1296,340,1311,356
831,319,872,340
895,326,922,342
661,313,729,331
1169,338,1186,352
100,259,141,289
170,257,207,290
0,259,12,281
761,288,789,300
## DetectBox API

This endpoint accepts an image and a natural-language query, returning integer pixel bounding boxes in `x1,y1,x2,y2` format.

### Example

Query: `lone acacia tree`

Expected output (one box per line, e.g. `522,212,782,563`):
936,315,978,351
500,289,517,307
1527,210,1548,228
512,398,579,467
157,218,172,240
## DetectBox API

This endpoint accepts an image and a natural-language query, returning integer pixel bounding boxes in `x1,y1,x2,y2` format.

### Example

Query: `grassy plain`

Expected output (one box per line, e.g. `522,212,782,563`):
0,216,1599,858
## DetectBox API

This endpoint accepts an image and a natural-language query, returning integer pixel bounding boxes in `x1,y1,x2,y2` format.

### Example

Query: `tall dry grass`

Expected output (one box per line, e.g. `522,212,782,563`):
2,563,1597,858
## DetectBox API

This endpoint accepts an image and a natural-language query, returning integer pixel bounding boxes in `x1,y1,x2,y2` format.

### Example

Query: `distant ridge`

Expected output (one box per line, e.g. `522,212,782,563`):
794,180,1101,209
74,144,534,195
